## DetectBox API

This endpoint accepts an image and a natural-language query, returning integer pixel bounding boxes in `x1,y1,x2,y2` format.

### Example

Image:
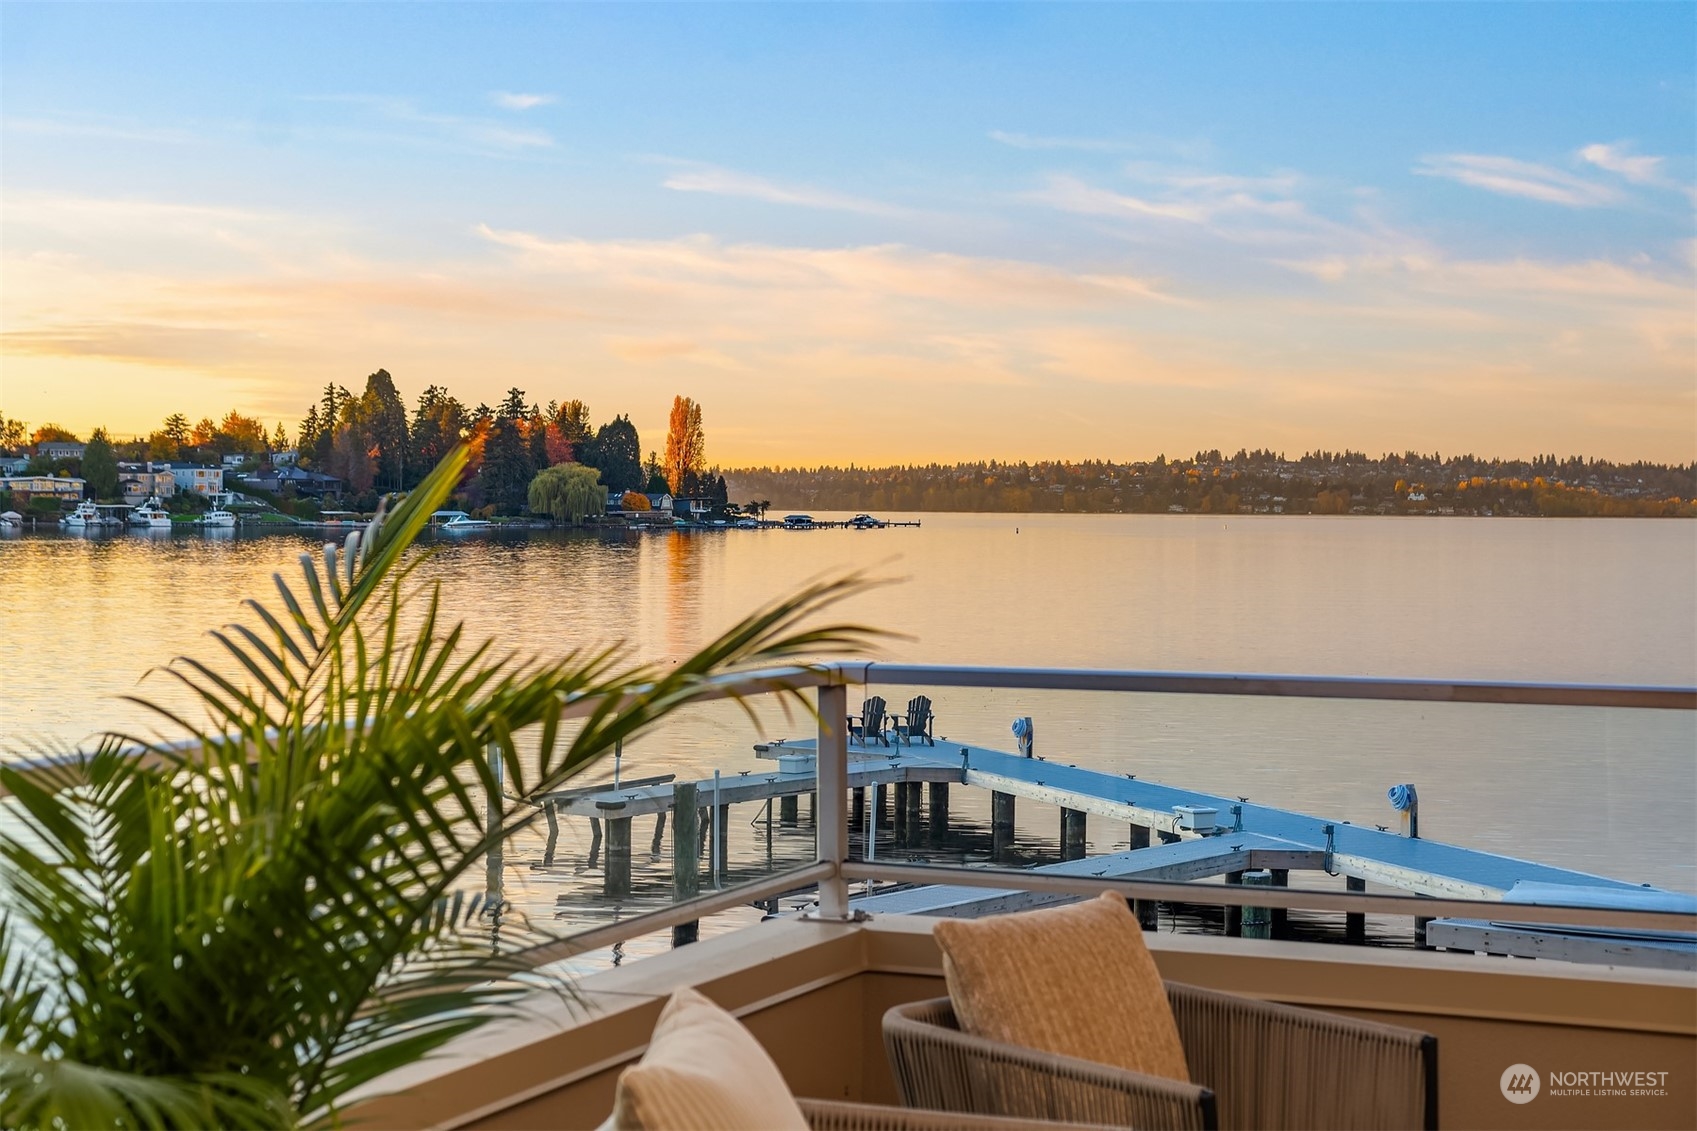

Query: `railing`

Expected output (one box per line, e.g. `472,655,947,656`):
6,664,1693,964
501,664,1696,969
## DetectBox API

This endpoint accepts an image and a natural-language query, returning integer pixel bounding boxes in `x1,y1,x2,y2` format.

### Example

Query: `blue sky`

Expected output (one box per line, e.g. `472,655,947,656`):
3,3,1693,462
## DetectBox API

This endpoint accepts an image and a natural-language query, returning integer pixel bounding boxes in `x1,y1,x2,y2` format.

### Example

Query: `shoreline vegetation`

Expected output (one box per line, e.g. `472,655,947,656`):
4,378,1692,521
726,451,1695,519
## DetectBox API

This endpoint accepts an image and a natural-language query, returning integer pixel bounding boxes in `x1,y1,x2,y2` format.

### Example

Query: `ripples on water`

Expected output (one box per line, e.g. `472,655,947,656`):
2,515,1692,952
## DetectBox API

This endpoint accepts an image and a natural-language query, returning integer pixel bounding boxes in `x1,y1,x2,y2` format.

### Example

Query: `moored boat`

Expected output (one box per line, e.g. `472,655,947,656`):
128,497,173,529
59,501,105,528
430,510,491,532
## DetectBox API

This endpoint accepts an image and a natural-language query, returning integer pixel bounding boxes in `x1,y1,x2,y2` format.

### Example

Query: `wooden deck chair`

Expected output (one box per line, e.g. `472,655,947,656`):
848,695,888,747
891,695,935,746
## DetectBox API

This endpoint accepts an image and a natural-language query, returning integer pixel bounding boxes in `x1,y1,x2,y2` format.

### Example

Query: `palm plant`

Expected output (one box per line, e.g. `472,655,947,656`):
0,446,881,1129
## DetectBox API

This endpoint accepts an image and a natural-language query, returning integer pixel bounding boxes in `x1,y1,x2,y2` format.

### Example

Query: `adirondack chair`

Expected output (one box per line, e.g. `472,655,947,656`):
848,695,889,747
891,695,935,746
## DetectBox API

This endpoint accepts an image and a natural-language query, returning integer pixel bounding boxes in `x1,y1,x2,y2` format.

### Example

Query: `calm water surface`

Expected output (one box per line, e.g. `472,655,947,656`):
3,516,1693,943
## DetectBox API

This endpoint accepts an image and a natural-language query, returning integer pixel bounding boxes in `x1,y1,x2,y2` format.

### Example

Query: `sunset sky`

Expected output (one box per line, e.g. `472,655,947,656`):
2,4,1693,465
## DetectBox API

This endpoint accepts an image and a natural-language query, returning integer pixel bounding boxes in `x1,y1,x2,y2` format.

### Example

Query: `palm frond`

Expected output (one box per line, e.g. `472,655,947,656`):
0,444,886,1128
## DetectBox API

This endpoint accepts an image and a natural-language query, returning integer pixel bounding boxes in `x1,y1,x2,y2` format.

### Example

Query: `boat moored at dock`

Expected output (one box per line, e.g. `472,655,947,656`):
127,497,173,529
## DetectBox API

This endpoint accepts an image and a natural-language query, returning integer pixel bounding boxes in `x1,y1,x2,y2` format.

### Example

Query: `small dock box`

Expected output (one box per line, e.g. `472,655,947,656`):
1173,805,1218,833
777,753,814,775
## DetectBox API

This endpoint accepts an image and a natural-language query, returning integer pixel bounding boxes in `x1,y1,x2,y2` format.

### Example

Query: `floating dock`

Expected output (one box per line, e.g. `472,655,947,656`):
536,734,1684,963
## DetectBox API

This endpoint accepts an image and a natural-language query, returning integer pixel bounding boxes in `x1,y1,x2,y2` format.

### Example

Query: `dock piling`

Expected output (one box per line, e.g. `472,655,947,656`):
650,811,666,856
1061,808,1087,861
1346,875,1367,943
928,782,949,843
893,783,909,844
1241,869,1272,939
1269,868,1289,937
903,782,923,846
779,794,799,826
605,816,632,899
672,782,700,945
1224,869,1245,936
991,790,1016,861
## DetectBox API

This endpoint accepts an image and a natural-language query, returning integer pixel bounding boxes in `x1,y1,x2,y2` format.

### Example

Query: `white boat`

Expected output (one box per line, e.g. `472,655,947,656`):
59,500,104,528
128,497,173,529
202,507,236,528
0,510,21,528
430,510,491,532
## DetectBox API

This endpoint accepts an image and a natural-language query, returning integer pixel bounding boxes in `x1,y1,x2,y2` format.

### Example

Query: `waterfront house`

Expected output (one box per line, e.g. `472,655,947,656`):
0,456,30,476
167,462,225,496
645,491,674,512
35,441,85,463
0,475,86,504
116,462,177,505
241,465,343,497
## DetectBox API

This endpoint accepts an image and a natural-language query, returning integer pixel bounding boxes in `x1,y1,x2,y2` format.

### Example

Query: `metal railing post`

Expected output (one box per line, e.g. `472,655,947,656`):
813,683,852,920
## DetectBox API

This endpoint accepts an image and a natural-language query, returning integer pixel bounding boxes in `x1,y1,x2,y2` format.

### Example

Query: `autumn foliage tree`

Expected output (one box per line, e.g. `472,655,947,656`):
663,395,706,496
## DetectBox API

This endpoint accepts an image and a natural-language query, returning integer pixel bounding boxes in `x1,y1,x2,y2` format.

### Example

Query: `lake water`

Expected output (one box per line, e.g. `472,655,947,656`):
2,515,1693,949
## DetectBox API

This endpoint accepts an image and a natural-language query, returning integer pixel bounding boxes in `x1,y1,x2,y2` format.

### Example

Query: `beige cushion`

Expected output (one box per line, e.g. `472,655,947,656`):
933,890,1190,1082
612,986,809,1131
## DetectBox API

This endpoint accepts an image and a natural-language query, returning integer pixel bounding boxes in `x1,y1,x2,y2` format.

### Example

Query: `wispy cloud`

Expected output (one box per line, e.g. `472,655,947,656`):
660,162,909,217
1413,154,1618,207
989,130,1130,153
1578,142,1663,184
490,91,555,112
3,116,199,145
302,95,553,152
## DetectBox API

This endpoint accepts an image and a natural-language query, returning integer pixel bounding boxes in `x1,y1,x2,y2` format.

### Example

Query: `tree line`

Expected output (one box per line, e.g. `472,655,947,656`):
726,451,1696,518
293,373,729,515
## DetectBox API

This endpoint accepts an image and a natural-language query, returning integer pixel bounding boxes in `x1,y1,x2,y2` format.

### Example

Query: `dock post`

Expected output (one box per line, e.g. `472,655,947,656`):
1224,870,1244,937
779,794,799,826
484,743,504,906
714,805,729,887
903,781,923,847
542,799,560,867
672,782,700,945
605,816,632,899
991,791,1016,861
1061,808,1087,861
928,782,949,843
1130,821,1157,927
893,783,909,844
1346,875,1367,943
1241,870,1272,939
711,769,725,890
807,791,816,827
876,782,890,829
587,817,603,869
1270,869,1289,938
1415,914,1433,949
852,788,866,835
650,811,667,856
1129,823,1151,850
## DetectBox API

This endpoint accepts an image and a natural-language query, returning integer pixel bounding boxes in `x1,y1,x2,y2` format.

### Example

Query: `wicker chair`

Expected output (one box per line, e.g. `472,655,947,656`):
884,985,1437,1131
799,1098,1123,1130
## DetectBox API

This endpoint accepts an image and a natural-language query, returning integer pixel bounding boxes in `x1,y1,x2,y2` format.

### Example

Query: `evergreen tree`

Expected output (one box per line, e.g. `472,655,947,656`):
82,428,119,500
479,388,534,514
359,370,409,490
583,415,643,494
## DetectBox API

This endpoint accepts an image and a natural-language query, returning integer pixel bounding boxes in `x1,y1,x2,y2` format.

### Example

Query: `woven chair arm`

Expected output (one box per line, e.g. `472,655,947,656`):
883,998,1216,1131
798,1097,1129,1130
1164,981,1437,1131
